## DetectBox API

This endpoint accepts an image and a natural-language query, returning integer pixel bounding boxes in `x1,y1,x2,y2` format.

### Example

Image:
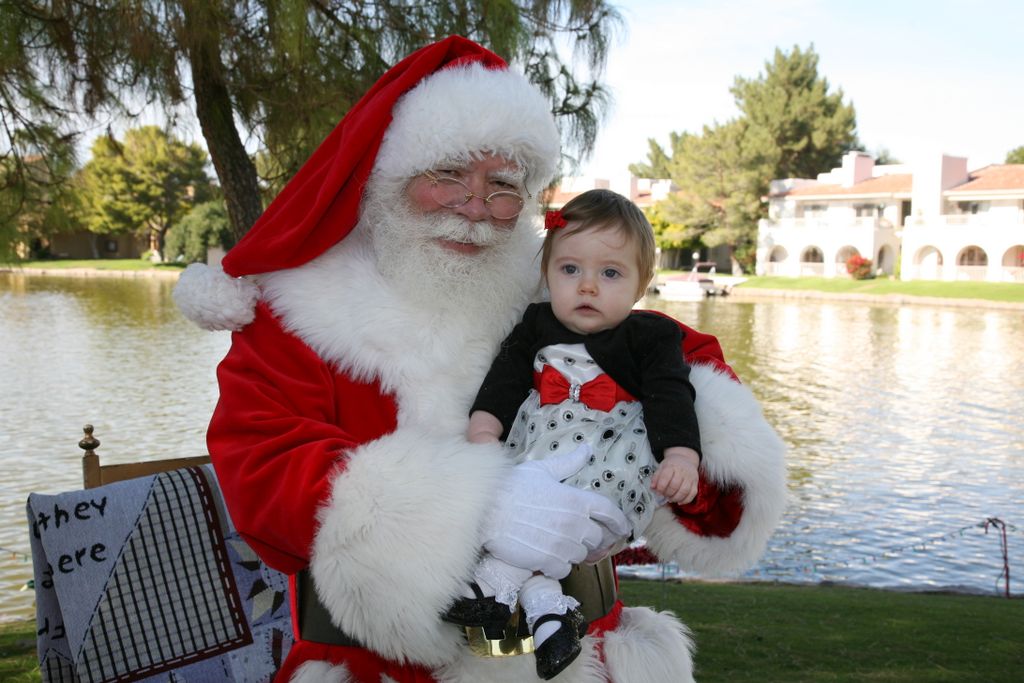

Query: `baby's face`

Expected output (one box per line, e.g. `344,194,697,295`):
545,225,641,335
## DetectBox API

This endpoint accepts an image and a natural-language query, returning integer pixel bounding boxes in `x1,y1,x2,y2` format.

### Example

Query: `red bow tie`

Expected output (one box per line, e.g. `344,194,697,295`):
537,365,619,412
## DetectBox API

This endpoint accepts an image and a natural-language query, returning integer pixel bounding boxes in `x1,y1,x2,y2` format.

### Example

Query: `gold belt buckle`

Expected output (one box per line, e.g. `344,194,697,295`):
465,609,535,657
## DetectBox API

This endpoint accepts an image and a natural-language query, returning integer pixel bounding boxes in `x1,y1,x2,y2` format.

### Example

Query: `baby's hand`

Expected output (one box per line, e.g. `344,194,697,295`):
650,447,700,505
467,410,503,444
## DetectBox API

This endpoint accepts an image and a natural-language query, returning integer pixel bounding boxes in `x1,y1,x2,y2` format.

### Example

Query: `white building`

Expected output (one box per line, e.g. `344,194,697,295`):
757,151,1024,283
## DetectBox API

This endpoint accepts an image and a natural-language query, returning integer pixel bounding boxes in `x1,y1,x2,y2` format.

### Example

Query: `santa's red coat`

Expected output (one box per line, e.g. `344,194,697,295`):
203,241,787,683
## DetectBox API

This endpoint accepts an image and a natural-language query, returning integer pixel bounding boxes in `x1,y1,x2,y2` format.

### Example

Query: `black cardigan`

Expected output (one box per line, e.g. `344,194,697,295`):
470,302,701,461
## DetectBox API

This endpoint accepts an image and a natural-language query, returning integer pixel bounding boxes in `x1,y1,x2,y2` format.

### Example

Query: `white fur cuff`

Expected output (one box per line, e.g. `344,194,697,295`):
644,363,788,575
310,428,510,667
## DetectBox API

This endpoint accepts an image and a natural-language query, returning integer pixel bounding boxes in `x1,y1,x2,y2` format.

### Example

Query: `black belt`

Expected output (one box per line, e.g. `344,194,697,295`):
561,557,619,623
295,569,363,647
295,557,618,648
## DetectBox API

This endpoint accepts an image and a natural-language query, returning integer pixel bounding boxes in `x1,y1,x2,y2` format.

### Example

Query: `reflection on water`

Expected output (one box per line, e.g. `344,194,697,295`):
2,275,1022,622
1,274,229,622
637,297,1024,595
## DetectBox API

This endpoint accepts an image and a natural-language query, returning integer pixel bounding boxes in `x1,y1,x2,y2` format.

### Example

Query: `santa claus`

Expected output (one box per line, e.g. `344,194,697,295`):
174,36,786,683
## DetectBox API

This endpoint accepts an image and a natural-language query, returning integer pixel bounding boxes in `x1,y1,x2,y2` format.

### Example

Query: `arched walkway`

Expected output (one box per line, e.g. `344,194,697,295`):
1001,245,1024,282
876,245,896,275
957,245,988,281
800,246,823,276
767,246,788,275
913,245,943,281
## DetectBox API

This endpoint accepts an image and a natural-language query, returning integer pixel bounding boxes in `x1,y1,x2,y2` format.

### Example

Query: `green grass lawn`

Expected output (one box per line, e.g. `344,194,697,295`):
0,620,38,683
4,580,1020,681
622,580,1022,683
7,258,185,272
729,275,1024,303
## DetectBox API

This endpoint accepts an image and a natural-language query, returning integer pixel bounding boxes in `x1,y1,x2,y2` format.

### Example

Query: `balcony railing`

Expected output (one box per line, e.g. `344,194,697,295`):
763,216,890,230
905,214,1024,229
764,261,825,277
1002,266,1024,282
902,264,1024,282
954,265,989,281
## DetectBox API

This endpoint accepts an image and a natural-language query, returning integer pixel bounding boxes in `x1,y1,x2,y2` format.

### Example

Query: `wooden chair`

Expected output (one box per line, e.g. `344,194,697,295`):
30,424,290,682
78,423,211,488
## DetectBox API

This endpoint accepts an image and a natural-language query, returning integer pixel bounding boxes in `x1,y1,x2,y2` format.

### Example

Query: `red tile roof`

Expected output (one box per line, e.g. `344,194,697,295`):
781,173,913,197
772,164,1024,199
947,164,1024,193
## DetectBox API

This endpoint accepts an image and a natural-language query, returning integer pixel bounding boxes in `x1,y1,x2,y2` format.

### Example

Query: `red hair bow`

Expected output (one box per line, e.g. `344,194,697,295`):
545,210,567,230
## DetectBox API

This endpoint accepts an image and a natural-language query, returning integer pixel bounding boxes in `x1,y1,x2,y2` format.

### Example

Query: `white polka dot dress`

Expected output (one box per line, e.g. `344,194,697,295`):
504,343,658,539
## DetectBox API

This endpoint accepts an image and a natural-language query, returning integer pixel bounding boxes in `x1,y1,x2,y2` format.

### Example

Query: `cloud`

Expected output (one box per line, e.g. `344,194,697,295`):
583,0,1024,176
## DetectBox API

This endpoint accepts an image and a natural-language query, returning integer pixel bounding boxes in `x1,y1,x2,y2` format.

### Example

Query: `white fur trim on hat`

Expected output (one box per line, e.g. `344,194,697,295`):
375,62,560,192
172,263,259,331
644,363,789,576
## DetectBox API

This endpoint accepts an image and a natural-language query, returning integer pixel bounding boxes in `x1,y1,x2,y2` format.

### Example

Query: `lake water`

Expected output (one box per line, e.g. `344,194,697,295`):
2,273,1022,623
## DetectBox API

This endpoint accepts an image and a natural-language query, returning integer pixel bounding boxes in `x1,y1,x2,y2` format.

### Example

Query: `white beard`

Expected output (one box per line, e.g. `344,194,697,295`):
257,176,545,429
360,176,541,324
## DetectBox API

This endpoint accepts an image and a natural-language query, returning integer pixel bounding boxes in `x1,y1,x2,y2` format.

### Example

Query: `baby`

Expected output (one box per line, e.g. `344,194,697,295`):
451,188,702,680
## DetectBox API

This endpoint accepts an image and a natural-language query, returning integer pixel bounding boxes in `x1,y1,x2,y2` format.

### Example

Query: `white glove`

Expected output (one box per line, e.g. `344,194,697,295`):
481,445,631,580
584,534,628,564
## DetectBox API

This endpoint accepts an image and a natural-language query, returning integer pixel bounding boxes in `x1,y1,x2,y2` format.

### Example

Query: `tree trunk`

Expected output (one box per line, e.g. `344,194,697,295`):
181,1,263,243
153,222,168,263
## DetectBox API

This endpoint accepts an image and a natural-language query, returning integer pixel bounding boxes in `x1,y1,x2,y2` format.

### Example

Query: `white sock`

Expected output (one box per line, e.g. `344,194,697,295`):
533,618,560,646
519,575,579,647
469,556,533,608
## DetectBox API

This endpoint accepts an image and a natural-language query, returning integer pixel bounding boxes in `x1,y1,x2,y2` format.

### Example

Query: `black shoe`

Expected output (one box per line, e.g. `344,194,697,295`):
533,608,587,680
441,582,513,633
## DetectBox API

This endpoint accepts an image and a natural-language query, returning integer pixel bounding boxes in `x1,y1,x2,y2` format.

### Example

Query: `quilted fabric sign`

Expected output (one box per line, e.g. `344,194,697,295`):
27,466,292,682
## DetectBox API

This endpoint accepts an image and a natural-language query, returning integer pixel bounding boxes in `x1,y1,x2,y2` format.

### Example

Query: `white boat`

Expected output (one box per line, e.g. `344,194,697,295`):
656,263,731,301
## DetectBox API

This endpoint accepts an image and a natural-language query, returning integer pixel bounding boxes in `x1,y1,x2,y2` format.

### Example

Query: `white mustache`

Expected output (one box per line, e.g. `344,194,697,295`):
431,215,509,247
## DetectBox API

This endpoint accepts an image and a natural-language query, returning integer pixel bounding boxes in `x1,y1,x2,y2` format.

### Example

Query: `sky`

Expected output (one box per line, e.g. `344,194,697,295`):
576,0,1024,180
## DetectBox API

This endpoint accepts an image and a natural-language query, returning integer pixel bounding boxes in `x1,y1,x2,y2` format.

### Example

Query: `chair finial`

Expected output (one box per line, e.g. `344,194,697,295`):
80,424,100,454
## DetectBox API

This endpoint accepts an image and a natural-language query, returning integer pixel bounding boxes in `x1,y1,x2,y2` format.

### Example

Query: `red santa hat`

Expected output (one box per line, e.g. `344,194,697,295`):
174,35,560,330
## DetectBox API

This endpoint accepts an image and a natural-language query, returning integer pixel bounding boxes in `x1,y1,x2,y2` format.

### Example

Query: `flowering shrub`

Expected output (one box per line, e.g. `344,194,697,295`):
846,254,874,280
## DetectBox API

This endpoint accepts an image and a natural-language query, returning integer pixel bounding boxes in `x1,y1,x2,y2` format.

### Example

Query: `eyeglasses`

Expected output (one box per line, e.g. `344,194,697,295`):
422,170,528,220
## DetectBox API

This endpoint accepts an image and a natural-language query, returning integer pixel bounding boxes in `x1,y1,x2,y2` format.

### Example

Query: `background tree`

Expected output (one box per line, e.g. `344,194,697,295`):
1006,146,1024,164
165,199,233,263
633,45,858,272
3,1,621,243
628,132,687,179
654,121,767,270
732,45,858,180
871,147,901,165
0,127,81,261
78,127,212,260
